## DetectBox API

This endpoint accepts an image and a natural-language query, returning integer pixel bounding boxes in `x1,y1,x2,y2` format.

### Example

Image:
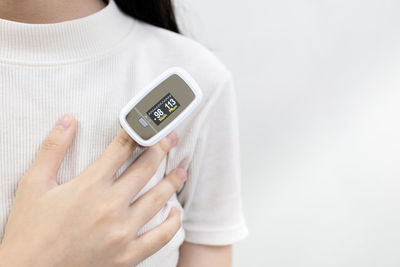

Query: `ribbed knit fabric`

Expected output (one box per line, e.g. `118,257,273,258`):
0,1,248,266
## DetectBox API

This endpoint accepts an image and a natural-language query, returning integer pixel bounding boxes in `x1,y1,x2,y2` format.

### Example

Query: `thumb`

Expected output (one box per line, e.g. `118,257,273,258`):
28,113,77,188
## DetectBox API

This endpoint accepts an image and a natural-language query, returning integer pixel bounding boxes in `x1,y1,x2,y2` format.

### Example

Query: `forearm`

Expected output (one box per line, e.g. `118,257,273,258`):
177,242,232,267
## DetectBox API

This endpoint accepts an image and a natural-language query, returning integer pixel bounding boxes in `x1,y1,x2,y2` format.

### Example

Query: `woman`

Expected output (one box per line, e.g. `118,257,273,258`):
0,0,247,266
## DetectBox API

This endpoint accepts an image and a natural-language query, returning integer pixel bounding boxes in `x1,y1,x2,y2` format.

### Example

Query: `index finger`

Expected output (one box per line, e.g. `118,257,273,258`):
87,130,138,180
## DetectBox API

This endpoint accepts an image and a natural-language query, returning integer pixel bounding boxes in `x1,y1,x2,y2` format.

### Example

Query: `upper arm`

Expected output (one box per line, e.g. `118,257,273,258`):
166,70,248,265
177,72,248,246
177,242,232,267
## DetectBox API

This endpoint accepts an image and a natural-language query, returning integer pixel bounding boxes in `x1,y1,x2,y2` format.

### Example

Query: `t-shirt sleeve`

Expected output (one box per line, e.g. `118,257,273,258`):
176,71,248,246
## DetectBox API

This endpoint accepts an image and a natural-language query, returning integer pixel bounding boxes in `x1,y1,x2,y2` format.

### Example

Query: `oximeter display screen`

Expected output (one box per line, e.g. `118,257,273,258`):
124,73,196,142
146,93,181,125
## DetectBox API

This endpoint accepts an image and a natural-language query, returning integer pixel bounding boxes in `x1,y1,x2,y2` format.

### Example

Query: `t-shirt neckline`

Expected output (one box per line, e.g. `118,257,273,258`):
0,0,135,63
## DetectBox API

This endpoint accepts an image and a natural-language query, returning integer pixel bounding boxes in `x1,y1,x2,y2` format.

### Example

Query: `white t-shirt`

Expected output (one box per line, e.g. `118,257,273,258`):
0,0,248,266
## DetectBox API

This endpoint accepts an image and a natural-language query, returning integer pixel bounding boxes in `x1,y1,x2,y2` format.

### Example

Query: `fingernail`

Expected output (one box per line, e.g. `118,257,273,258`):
176,168,187,181
167,131,178,145
56,114,73,130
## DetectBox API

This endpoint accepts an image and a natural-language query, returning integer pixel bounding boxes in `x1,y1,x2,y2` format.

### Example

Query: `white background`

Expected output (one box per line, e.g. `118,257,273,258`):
177,0,400,266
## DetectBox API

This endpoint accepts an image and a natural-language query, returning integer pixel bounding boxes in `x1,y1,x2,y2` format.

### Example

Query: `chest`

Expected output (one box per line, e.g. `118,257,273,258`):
0,57,185,267
0,60,169,197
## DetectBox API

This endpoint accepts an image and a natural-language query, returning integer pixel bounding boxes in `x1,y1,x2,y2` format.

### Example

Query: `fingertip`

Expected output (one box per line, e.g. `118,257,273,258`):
175,168,187,182
166,131,178,146
54,114,77,137
51,113,77,143
68,114,78,132
66,113,77,128
55,113,72,130
30,114,77,188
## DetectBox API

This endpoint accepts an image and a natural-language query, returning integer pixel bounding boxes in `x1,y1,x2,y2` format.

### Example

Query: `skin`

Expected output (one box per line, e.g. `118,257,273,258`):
178,243,232,267
0,0,106,23
0,0,233,265
0,114,186,266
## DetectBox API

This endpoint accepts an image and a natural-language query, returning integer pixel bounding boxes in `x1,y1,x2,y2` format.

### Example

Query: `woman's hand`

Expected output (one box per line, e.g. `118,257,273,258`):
0,113,186,267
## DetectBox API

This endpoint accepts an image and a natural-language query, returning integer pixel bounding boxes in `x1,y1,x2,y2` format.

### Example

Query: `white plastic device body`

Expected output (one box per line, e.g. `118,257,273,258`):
119,67,203,146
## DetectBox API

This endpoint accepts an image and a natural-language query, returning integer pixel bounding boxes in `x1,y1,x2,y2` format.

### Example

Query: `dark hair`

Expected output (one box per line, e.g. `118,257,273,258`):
106,0,180,34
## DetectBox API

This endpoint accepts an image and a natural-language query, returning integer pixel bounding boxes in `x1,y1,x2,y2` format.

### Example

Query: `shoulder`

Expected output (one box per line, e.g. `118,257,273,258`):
131,21,234,96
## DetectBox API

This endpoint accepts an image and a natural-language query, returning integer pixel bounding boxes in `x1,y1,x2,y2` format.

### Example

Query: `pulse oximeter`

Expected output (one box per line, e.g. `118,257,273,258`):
119,67,203,146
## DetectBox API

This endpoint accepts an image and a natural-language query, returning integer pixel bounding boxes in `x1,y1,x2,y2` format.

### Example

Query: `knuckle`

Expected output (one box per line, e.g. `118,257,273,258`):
93,207,109,223
104,198,122,214
107,226,130,246
110,195,125,212
161,217,181,243
140,155,158,173
17,170,40,189
140,145,167,172
83,164,107,182
157,138,172,154
149,190,167,207
115,246,145,267
159,227,175,244
113,256,131,267
148,145,165,160
116,250,141,267
94,201,120,222
42,139,62,151
75,176,98,195
126,244,143,264
116,132,136,149
167,174,183,191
